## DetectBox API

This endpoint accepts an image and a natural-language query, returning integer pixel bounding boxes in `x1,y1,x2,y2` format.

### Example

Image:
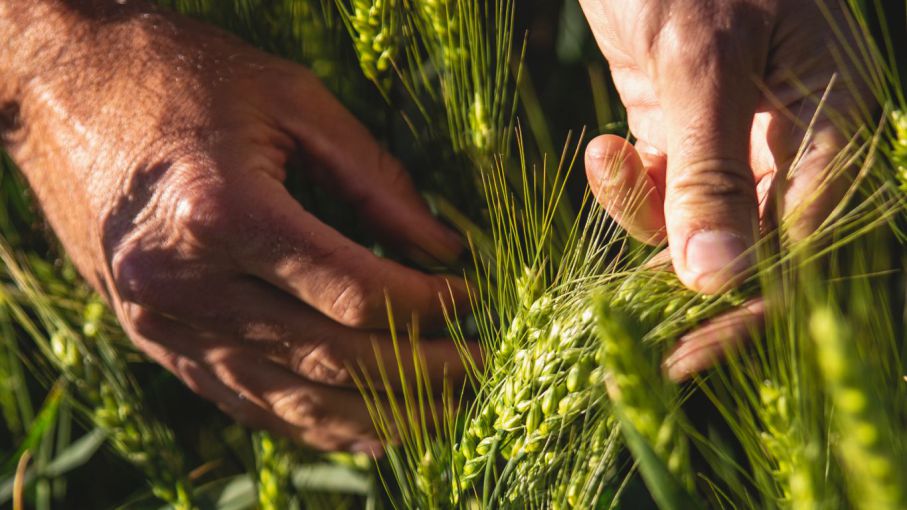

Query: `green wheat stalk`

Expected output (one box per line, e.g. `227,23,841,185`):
810,306,907,510
0,244,196,509
254,431,297,510
336,0,401,93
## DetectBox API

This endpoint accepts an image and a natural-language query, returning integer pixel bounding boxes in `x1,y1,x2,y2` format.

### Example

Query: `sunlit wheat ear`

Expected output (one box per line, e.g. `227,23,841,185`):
444,121,762,506
336,0,401,94
892,109,907,190
403,0,521,160
810,307,907,510
548,419,622,510
415,0,462,70
254,431,296,510
426,131,642,506
756,380,821,510
595,301,693,489
0,241,196,509
351,297,458,509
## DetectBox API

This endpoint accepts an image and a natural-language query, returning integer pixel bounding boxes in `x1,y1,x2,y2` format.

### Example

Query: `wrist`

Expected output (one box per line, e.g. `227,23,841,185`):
0,1,152,142
1,3,72,101
0,3,85,143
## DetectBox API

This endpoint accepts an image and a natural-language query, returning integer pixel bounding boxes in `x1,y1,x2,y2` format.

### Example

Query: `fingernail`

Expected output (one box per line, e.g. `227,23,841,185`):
663,355,693,382
662,345,704,382
685,230,752,293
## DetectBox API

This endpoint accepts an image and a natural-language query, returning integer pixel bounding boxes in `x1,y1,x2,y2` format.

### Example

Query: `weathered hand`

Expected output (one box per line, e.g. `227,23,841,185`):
0,1,468,452
579,0,871,379
580,0,869,293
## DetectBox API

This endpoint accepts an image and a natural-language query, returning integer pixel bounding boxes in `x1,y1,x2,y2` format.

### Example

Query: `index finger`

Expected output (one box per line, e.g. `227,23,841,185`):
160,276,480,392
227,173,469,330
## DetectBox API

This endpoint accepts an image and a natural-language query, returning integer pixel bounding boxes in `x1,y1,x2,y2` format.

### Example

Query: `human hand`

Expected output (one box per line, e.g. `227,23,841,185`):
580,0,870,293
0,1,469,452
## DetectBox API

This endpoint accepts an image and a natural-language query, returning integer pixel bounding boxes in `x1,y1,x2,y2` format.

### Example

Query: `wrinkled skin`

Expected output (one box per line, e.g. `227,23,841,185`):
579,0,872,378
0,1,470,452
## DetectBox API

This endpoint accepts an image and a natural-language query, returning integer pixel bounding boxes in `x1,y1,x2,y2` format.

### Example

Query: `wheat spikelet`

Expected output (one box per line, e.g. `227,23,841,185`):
892,110,907,190
52,324,195,508
453,292,602,495
415,0,462,69
452,263,738,502
596,301,692,487
254,432,295,510
339,0,399,88
757,381,818,510
548,418,620,509
810,308,907,510
0,245,196,509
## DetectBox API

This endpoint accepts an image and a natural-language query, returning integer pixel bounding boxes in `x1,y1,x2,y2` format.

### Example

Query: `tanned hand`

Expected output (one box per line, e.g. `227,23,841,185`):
579,0,872,379
0,0,469,453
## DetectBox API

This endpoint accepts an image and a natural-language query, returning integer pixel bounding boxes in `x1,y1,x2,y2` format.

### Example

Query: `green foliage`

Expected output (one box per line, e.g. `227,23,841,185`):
336,0,400,90
1,1,907,509
254,432,295,510
893,110,907,190
0,245,196,508
811,307,907,509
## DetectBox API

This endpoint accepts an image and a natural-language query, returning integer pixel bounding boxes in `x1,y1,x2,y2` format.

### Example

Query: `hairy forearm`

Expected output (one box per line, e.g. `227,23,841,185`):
0,1,160,287
1,2,90,112
0,1,157,140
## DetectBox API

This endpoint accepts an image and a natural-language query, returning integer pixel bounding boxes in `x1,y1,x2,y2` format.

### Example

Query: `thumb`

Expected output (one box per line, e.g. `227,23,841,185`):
655,20,767,294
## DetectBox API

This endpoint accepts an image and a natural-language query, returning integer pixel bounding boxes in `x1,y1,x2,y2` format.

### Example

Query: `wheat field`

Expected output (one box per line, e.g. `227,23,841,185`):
1,1,906,509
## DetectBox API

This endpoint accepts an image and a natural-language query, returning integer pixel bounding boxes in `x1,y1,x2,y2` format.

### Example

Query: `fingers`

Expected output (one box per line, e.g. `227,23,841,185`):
653,12,768,294
272,72,462,264
204,346,380,450
152,350,310,441
760,1,867,242
767,112,852,242
663,298,765,382
585,135,666,244
230,173,468,330
122,306,385,452
163,276,476,392
235,278,478,392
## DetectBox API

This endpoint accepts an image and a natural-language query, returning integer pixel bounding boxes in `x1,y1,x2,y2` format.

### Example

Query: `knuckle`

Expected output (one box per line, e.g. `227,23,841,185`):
294,342,351,386
168,185,230,242
328,280,384,328
123,304,160,337
669,158,756,207
271,389,328,429
110,244,160,305
655,21,716,69
652,4,768,72
638,13,669,60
